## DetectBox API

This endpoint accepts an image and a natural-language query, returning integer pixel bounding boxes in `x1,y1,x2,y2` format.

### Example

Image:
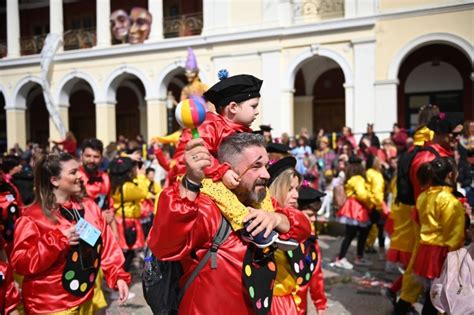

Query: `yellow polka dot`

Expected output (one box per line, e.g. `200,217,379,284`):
80,283,88,292
312,252,316,260
94,259,99,268
300,243,305,252
245,265,252,277
296,277,303,285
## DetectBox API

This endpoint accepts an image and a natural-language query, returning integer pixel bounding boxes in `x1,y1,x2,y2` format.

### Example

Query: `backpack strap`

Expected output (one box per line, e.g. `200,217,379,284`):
420,145,441,159
178,216,231,301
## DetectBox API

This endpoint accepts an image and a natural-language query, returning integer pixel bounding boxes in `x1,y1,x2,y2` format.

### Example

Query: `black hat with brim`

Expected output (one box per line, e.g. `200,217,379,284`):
266,143,290,154
259,125,273,132
297,186,326,207
203,74,263,108
267,156,296,186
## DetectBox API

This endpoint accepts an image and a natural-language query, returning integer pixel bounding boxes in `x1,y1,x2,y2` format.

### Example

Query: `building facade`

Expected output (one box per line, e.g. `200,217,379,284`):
0,0,472,150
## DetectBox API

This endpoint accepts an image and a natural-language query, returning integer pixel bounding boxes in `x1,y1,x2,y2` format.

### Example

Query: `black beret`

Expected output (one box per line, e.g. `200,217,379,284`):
267,156,296,186
266,143,290,154
109,157,134,175
297,186,326,207
427,115,454,135
203,74,263,108
259,125,273,132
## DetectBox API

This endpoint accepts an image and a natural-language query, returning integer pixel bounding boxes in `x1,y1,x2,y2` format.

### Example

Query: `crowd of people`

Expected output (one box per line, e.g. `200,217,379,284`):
0,71,473,315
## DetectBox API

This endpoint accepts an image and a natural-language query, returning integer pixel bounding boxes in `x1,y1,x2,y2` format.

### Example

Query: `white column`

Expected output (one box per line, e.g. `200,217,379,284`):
352,38,376,134
202,0,230,35
50,0,64,51
95,102,116,145
96,0,111,48
139,105,148,140
344,0,357,18
260,51,281,129
6,0,20,58
148,0,163,41
146,98,167,139
344,84,355,130
6,107,26,149
278,0,293,26
281,89,295,136
374,79,398,137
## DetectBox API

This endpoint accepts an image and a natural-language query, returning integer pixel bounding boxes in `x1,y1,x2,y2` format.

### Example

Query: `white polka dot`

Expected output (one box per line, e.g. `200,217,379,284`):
310,263,315,271
70,279,79,290
263,297,269,308
9,206,16,213
294,262,300,273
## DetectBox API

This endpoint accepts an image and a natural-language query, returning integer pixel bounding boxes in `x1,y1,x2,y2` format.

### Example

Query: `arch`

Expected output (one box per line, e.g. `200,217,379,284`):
285,45,353,91
55,71,99,106
388,32,474,80
12,75,43,110
103,65,152,103
155,59,186,100
0,83,9,107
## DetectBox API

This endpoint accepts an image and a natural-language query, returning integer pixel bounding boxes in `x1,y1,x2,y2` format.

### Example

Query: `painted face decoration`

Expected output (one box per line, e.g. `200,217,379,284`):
110,9,130,42
129,7,152,44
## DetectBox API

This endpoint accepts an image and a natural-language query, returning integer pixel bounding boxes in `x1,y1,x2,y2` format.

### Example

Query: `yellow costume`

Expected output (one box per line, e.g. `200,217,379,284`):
413,126,434,146
365,168,385,247
180,79,209,101
416,186,465,251
346,175,373,209
113,175,149,219
200,178,274,231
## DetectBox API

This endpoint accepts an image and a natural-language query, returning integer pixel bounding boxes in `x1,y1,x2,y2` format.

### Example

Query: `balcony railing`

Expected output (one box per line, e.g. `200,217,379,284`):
163,12,203,39
293,0,344,22
63,27,96,51
20,34,47,55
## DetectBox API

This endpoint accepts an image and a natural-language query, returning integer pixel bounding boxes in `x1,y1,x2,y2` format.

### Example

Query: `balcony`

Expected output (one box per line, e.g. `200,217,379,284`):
20,34,47,56
163,12,203,39
63,27,96,51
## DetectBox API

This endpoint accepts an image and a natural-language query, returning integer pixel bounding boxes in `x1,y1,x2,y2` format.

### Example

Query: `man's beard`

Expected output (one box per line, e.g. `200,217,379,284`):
235,179,268,206
83,163,99,175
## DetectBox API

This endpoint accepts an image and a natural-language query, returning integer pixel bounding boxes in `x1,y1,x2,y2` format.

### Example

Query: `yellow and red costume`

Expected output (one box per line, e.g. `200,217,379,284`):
167,111,251,185
148,181,311,314
113,175,149,250
399,142,453,304
413,186,465,279
10,199,130,314
337,175,372,226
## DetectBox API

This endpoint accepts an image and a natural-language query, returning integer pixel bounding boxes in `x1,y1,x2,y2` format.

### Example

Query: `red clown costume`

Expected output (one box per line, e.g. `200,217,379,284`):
0,172,23,257
0,235,19,315
148,182,311,314
78,166,113,210
10,198,130,314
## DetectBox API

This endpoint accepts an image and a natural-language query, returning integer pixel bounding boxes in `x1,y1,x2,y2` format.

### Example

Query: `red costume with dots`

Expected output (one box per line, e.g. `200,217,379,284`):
10,198,130,314
148,182,311,314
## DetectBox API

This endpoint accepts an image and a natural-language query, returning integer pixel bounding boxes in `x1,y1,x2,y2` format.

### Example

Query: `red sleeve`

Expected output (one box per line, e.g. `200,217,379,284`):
272,199,311,243
147,183,208,260
309,242,327,311
154,147,171,171
2,262,20,314
85,200,131,288
10,216,69,276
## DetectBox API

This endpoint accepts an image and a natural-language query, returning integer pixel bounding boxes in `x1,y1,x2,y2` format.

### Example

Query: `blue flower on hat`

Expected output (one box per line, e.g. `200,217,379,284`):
217,69,229,81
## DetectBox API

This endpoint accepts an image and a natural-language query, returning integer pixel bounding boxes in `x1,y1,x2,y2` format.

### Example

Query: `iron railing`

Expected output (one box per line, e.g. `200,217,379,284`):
163,12,203,38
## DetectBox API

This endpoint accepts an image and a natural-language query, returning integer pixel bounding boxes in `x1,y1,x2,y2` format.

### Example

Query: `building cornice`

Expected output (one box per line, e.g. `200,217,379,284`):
0,2,472,70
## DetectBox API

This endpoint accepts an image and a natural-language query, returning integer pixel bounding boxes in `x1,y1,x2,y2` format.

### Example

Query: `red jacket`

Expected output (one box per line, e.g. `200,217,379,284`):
167,112,252,184
77,167,113,210
0,260,20,315
11,199,130,314
148,183,311,315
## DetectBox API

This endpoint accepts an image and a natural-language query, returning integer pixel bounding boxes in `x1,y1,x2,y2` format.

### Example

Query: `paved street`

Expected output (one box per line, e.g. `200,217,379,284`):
104,232,422,315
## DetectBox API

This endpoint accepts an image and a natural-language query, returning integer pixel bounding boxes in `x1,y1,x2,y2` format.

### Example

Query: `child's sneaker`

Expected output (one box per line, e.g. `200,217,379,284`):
333,257,354,270
241,221,279,248
274,238,298,251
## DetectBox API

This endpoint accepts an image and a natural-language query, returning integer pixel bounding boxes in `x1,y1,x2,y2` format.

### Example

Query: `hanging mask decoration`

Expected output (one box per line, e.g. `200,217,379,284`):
242,245,277,315
286,236,318,286
60,206,103,297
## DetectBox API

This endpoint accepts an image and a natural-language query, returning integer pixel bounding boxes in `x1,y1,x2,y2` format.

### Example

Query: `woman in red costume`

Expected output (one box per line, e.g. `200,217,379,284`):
10,153,130,314
0,234,20,315
52,131,78,156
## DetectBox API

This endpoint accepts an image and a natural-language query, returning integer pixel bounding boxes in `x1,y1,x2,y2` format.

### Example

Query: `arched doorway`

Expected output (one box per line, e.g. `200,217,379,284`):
0,92,6,153
69,83,96,143
166,72,187,133
115,79,145,141
26,84,49,147
294,55,345,134
397,43,472,128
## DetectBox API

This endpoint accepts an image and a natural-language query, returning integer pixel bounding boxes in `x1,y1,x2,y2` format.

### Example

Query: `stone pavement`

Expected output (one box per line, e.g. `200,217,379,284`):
104,234,422,314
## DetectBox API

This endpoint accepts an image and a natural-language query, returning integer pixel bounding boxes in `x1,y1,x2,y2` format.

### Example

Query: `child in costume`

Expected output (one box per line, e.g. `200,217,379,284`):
170,72,296,249
413,157,465,314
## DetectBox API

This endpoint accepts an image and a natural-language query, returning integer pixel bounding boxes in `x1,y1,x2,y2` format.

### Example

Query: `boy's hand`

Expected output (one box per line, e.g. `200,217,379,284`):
222,169,240,189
